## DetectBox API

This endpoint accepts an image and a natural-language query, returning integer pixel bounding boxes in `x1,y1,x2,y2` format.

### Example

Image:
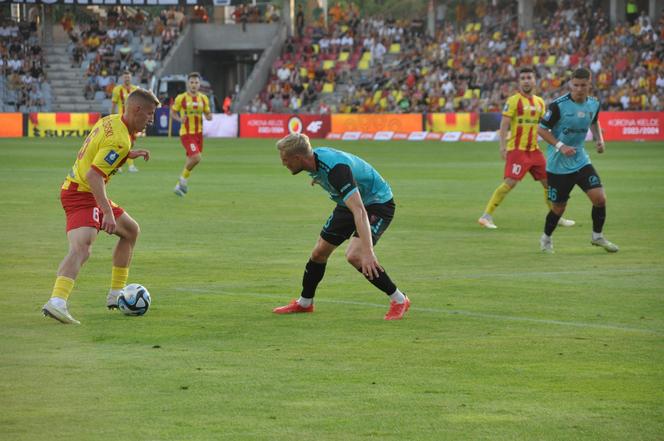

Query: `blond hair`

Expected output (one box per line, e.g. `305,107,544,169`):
127,88,160,107
276,133,312,156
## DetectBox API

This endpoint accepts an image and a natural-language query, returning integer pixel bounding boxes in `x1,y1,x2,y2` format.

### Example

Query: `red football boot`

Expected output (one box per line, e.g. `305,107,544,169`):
384,296,411,320
273,299,314,314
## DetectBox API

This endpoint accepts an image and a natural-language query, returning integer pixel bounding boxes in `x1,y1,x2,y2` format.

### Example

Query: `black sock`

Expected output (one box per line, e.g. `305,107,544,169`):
358,268,397,295
592,205,606,233
544,210,562,236
301,259,326,299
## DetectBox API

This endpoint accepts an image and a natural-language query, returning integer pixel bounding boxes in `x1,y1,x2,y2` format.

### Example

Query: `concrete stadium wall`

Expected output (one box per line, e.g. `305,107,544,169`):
193,23,280,51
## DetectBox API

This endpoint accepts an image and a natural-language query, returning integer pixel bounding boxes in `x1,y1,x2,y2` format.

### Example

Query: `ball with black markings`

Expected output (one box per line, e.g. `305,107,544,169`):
118,283,151,316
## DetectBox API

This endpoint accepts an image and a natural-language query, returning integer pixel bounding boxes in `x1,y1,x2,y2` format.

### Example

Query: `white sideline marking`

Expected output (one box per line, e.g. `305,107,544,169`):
438,267,662,280
173,287,663,336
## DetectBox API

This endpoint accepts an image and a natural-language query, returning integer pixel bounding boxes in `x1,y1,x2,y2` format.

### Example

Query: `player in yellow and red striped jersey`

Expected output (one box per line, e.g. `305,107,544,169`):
478,67,574,229
170,72,212,196
111,70,140,172
42,89,159,325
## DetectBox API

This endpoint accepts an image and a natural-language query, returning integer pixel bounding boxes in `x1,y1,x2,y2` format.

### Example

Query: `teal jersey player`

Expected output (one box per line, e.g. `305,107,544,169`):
540,92,600,174
274,133,410,321
308,147,393,207
536,68,619,254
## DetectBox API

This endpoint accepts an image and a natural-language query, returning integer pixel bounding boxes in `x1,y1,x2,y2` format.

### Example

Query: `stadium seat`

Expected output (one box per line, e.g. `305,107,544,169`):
360,51,372,62
533,56,540,64
323,60,335,70
389,43,401,54
545,55,556,66
358,59,370,70
94,91,106,101
509,57,517,65
322,83,334,93
338,51,349,61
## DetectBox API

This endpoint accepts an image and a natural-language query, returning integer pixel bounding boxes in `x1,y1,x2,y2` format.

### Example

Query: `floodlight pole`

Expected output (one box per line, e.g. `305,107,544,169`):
322,0,328,28
285,0,294,36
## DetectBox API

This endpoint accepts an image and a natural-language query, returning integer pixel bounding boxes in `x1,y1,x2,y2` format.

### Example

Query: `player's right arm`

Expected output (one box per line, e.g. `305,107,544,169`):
499,96,516,159
85,167,116,234
538,102,576,157
170,94,182,122
110,86,119,114
498,116,511,159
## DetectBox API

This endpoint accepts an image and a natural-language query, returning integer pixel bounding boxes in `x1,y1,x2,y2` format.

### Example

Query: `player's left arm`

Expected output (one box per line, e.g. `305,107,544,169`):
110,87,118,114
128,149,150,161
328,164,383,279
590,109,604,153
344,192,383,279
203,96,213,121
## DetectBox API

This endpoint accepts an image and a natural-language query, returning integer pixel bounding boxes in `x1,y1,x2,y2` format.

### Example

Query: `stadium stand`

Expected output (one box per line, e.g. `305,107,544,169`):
1,16,52,112
44,6,186,112
249,0,663,114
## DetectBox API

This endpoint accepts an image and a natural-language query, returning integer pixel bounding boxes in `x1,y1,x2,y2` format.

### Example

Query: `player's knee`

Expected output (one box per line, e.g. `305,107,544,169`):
310,248,329,263
594,195,606,207
128,222,141,241
552,204,566,215
70,243,92,264
345,251,361,268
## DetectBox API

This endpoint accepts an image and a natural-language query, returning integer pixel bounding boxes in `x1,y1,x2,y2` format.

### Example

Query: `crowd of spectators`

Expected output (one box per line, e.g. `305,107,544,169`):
250,0,664,114
231,3,280,32
0,12,51,111
62,6,185,102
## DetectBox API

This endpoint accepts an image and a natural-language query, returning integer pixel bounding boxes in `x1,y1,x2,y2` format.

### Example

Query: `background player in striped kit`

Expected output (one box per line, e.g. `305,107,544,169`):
170,72,212,196
110,70,139,172
478,67,574,230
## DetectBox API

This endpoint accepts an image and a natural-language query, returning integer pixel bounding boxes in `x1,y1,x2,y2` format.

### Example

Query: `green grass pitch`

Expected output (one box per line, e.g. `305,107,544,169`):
0,137,662,440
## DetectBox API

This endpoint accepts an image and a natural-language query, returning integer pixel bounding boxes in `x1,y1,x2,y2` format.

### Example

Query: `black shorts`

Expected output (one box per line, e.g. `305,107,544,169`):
547,164,603,204
320,199,395,246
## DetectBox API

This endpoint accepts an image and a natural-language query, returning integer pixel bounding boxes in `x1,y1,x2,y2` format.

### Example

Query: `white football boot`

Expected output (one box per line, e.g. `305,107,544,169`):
591,237,619,253
42,298,80,325
106,289,123,310
540,234,554,253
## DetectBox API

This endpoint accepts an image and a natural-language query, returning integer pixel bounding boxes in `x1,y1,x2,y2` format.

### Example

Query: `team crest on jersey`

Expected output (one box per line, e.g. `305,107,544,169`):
543,110,552,121
104,150,120,165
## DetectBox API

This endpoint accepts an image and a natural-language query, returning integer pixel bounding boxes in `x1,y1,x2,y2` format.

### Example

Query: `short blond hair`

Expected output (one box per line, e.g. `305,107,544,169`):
276,133,312,156
127,88,160,107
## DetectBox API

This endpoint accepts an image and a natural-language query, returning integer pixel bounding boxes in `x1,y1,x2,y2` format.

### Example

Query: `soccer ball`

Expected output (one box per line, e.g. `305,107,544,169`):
118,283,151,316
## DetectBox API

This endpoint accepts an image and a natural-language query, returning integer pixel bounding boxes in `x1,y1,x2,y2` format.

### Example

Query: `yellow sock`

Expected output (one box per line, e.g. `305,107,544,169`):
181,168,191,180
484,182,512,215
111,266,129,291
126,158,134,166
544,187,553,210
51,276,75,301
